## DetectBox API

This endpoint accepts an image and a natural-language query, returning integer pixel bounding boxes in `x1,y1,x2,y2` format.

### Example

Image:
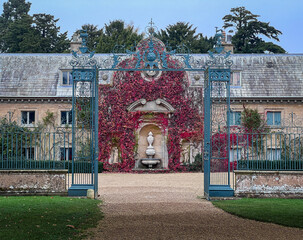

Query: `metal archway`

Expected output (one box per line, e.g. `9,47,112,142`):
68,21,234,198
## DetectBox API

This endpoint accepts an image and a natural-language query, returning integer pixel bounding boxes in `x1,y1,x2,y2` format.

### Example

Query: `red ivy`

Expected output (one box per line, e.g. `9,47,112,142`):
98,56,203,172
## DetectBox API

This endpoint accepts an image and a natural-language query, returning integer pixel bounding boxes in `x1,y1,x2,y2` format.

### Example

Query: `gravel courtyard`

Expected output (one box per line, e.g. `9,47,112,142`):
87,173,303,240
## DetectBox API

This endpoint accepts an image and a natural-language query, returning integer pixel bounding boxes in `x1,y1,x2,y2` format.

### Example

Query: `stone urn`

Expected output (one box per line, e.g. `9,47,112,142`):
145,131,156,158
141,131,160,169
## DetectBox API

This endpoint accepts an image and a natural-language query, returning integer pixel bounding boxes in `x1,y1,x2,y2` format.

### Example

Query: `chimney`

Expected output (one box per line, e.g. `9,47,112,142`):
222,34,234,53
222,30,226,43
70,33,82,53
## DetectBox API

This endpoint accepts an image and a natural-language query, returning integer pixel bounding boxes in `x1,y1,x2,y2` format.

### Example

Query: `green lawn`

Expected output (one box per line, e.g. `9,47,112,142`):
212,198,303,228
0,196,103,240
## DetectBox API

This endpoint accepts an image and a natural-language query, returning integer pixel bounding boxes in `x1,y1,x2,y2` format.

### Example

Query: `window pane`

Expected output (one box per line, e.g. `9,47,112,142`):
230,112,241,125
68,110,72,124
68,148,73,160
60,148,65,161
267,112,273,125
69,72,73,85
60,148,72,161
61,111,67,125
230,112,234,125
231,72,241,86
28,111,35,124
21,111,28,124
274,112,281,126
63,72,68,85
235,112,241,125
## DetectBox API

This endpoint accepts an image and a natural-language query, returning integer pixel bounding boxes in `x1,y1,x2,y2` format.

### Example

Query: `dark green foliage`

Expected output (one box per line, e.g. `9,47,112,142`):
188,153,203,172
237,160,303,171
0,0,69,53
156,22,214,53
0,159,104,172
213,198,303,229
96,20,143,53
241,107,268,133
223,7,285,53
0,118,32,158
31,13,70,53
0,196,103,240
1,0,30,21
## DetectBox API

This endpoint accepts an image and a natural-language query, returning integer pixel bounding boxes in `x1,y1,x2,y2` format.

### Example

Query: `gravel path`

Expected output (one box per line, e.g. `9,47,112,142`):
87,173,303,240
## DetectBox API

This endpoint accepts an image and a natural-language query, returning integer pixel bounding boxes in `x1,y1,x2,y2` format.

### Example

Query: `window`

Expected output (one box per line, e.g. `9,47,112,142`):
61,110,72,125
230,72,241,87
62,71,73,85
230,148,242,162
60,148,72,161
267,148,281,161
267,112,281,126
230,111,241,125
21,111,35,125
22,147,35,160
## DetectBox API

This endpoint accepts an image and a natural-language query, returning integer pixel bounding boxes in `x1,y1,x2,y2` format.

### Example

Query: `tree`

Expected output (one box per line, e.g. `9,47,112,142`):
1,0,30,21
223,7,285,53
77,24,102,52
0,0,32,52
32,14,69,53
156,22,213,53
0,0,69,53
96,20,143,53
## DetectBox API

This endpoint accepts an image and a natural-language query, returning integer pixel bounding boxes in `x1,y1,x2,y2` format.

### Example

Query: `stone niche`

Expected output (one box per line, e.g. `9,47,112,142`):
136,124,168,169
128,98,173,170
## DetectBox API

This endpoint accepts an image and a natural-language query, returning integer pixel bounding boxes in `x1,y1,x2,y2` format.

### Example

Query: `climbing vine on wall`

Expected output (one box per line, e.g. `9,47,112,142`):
98,46,203,172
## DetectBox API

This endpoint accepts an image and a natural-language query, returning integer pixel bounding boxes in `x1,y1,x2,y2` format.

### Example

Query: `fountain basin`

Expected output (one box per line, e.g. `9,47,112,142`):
141,158,161,168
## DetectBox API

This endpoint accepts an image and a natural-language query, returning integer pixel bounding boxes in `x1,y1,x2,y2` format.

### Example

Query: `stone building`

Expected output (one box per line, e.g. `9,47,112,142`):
1,52,303,170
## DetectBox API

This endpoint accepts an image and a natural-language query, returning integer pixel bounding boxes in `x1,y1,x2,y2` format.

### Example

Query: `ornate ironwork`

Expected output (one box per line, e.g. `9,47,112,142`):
70,30,97,68
206,28,233,68
97,23,233,73
98,20,205,71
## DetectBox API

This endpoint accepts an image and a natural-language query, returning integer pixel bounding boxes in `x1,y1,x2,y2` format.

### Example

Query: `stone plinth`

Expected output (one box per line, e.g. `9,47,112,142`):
0,170,68,196
235,170,303,198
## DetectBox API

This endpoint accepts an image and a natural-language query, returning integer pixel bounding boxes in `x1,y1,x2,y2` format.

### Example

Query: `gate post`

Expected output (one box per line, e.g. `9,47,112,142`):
68,30,98,197
203,29,234,198
203,70,211,198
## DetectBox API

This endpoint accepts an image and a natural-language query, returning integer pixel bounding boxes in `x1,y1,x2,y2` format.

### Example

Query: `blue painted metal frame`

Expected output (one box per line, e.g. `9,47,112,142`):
69,30,99,197
204,68,234,198
69,24,234,199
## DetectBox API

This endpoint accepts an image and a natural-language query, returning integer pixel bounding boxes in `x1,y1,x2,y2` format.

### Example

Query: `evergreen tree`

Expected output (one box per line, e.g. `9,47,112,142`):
77,24,102,52
223,7,285,53
96,20,143,53
0,0,69,53
32,14,69,53
156,22,213,53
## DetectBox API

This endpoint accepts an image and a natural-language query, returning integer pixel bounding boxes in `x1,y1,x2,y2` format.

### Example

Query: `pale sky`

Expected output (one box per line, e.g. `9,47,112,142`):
1,0,303,53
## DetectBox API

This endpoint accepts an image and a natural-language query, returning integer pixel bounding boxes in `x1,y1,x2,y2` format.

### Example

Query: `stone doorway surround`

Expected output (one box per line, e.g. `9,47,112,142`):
127,98,174,170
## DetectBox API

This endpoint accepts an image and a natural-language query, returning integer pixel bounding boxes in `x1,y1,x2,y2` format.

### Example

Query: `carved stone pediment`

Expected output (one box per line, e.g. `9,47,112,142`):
127,98,175,113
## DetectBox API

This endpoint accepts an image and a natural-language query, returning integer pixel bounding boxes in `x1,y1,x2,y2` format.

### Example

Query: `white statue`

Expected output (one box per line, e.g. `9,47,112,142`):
181,145,190,163
146,131,156,158
109,147,119,164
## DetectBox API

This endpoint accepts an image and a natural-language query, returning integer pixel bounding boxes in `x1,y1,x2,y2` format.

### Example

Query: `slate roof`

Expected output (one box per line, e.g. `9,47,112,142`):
0,53,303,98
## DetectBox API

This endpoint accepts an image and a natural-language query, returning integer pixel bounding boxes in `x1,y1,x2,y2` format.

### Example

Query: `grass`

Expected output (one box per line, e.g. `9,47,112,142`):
212,198,303,229
0,196,103,240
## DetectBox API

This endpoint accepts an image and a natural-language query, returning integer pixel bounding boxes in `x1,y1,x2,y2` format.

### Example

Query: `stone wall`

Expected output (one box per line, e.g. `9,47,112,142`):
235,170,303,198
0,170,67,195
0,102,72,126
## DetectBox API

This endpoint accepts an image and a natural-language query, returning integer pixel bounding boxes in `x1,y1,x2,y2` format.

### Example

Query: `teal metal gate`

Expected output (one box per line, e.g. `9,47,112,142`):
68,31,99,197
203,30,234,198
68,23,234,199
204,68,234,198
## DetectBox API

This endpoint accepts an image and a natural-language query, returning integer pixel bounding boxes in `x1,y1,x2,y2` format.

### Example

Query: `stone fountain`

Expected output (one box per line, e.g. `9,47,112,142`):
140,131,161,169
